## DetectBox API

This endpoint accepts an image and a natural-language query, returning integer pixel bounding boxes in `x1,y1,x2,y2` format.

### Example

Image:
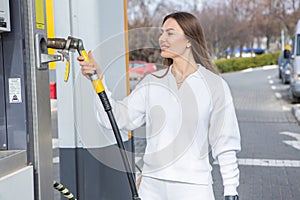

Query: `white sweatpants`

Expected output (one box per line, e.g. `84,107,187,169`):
138,176,215,200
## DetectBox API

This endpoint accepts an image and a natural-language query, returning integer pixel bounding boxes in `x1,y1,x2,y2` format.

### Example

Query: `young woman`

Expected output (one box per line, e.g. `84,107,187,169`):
79,11,240,200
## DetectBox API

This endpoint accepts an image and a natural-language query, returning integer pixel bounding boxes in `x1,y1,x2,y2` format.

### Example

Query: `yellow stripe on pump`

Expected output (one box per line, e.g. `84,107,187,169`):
92,79,105,93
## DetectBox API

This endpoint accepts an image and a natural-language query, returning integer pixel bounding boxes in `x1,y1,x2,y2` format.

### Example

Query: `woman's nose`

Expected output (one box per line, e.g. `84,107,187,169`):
159,32,166,42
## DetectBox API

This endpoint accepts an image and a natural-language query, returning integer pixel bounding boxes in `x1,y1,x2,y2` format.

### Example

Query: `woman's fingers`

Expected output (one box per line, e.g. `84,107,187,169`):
88,50,94,61
81,64,96,77
77,55,84,61
77,51,103,79
81,65,96,73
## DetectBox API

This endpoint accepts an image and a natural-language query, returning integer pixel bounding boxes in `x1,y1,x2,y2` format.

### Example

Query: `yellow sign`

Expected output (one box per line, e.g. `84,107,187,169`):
35,0,45,29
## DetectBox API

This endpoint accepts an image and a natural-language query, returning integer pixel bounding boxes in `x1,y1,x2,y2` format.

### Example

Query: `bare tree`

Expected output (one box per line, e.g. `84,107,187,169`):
272,0,300,39
127,0,300,61
197,0,253,58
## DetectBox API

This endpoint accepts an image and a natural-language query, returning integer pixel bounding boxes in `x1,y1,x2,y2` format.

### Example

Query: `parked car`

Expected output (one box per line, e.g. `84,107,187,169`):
278,47,292,84
278,45,291,79
281,60,292,84
128,60,157,91
289,19,300,103
129,60,157,80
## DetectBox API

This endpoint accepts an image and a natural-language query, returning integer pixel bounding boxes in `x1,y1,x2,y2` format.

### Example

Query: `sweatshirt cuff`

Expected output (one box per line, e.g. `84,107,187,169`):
224,185,238,196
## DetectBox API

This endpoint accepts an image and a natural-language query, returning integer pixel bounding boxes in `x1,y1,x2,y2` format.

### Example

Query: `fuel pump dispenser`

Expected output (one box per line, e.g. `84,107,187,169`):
0,0,54,199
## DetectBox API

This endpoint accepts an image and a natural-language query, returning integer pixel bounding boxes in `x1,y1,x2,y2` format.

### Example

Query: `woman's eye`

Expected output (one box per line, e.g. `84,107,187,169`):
167,32,174,36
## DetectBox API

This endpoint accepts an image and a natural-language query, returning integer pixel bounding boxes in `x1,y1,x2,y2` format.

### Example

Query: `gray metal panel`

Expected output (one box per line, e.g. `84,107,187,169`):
0,37,7,150
2,0,27,150
22,0,53,199
60,139,134,200
0,0,53,199
58,148,78,199
0,150,27,177
0,166,34,200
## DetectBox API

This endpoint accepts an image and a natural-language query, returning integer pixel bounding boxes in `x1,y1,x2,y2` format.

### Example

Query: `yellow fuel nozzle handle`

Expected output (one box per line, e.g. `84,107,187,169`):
79,50,91,63
79,49,105,94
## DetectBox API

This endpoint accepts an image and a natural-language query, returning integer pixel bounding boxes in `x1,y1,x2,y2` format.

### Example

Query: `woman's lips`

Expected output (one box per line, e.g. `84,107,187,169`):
160,45,169,51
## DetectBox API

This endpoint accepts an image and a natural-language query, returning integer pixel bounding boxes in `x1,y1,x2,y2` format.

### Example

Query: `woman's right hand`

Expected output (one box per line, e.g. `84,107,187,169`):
77,50,103,80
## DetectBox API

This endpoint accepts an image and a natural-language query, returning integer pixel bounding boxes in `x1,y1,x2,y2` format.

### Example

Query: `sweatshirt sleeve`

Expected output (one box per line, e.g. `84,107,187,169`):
218,151,239,196
94,77,147,131
208,79,241,159
207,79,241,196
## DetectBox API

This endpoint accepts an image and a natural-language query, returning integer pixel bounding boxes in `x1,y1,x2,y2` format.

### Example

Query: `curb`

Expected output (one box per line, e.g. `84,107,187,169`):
291,105,300,123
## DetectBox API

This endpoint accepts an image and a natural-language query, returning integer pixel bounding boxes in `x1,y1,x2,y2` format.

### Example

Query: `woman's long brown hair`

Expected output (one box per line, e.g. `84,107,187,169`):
161,12,219,75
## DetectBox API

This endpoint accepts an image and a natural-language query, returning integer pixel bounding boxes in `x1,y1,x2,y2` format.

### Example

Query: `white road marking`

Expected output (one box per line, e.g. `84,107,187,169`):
241,68,253,72
242,65,277,73
275,92,282,99
213,158,300,167
280,131,300,150
271,85,276,90
269,80,274,84
238,158,300,167
282,105,291,111
262,65,277,70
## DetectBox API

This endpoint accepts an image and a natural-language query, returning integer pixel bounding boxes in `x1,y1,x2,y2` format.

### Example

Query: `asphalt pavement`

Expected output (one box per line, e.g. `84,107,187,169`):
215,66,300,199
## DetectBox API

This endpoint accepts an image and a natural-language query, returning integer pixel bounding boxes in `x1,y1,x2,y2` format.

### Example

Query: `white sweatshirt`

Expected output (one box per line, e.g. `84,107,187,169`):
94,65,241,196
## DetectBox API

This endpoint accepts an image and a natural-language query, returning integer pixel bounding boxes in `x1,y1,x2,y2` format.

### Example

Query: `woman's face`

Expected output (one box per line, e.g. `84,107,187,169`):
159,18,190,60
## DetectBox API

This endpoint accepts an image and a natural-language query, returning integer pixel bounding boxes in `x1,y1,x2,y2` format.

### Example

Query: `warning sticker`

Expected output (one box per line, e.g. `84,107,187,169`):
9,78,22,103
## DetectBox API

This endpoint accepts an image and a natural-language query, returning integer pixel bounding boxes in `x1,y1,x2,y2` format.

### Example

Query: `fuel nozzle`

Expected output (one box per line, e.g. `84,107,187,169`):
47,36,89,82
47,36,85,55
47,38,68,50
